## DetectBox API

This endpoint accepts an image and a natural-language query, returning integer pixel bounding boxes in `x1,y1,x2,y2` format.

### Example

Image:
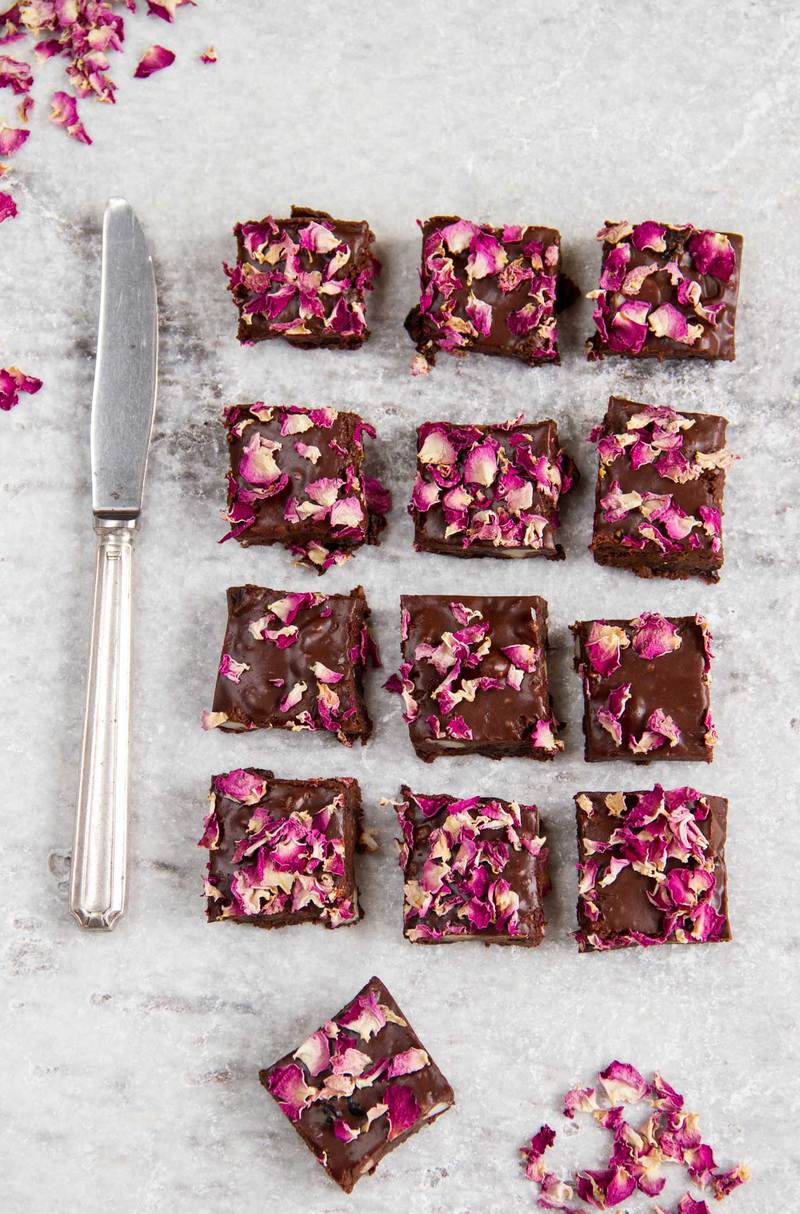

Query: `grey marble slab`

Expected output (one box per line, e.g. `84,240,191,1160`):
1,2,798,1210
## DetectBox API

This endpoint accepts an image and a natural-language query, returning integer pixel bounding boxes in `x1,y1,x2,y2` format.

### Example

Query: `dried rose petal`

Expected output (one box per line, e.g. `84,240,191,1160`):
598,1061,648,1105
293,1029,330,1077
711,1164,749,1199
631,613,681,660
134,44,175,78
218,653,249,683
386,1083,420,1140
200,709,227,731
49,90,91,144
0,53,32,94
584,621,630,677
520,1124,556,1182
575,1164,636,1207
0,125,28,154
213,768,267,803
687,230,736,282
199,46,217,64
387,1047,429,1077
266,1062,315,1122
146,0,194,19
608,299,651,353
648,302,703,346
0,189,16,222
631,221,667,252
0,365,41,410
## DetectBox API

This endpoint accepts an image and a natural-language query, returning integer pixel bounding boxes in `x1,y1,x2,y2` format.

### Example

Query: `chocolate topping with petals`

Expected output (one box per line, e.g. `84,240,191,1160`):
572,614,715,762
225,206,380,348
587,219,743,361
199,769,363,930
259,975,454,1193
522,1061,749,1209
405,215,570,371
574,785,731,951
387,594,562,762
221,402,389,572
409,416,577,559
590,397,735,583
208,584,379,745
392,786,549,945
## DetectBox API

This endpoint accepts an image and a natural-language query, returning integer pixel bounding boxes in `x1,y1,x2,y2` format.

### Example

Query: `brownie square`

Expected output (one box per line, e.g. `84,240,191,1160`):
205,585,378,745
575,785,731,951
571,614,715,763
587,219,743,361
590,397,736,583
259,975,455,1193
394,786,549,945
404,216,564,371
225,206,379,348
409,417,577,559
220,402,389,571
387,594,562,762
199,769,362,929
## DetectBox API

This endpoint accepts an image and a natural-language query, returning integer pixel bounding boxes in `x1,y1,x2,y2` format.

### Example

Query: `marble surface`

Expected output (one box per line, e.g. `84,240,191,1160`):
2,2,799,1211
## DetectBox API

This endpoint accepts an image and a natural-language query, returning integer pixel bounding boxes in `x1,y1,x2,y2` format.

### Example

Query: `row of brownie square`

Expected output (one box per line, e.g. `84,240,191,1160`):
227,208,743,368
199,772,731,955
204,588,717,765
222,397,736,584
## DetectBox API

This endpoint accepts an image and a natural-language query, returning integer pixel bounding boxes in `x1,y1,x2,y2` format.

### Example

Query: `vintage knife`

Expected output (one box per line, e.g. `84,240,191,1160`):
69,199,158,930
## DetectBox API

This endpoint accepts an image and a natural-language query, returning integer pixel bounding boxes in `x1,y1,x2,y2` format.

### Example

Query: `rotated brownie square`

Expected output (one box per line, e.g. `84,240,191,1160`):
259,975,454,1192
221,402,389,572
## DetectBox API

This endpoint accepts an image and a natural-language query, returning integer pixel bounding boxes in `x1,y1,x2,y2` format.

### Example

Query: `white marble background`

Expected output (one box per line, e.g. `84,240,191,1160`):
2,2,799,1211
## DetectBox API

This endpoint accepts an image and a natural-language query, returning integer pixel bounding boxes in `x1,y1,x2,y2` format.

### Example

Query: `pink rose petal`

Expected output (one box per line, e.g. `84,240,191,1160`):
134,44,175,79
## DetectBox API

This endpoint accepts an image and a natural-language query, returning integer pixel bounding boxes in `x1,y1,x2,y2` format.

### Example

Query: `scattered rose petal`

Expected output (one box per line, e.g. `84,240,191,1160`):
0,365,41,410
49,90,91,144
0,188,17,221
134,44,175,78
0,125,28,154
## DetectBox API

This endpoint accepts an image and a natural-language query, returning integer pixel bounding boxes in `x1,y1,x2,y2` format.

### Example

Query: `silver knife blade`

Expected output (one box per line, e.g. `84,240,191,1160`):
91,199,158,518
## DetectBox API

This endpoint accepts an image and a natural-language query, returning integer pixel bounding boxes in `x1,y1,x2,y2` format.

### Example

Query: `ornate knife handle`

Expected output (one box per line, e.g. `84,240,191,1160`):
70,518,136,930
